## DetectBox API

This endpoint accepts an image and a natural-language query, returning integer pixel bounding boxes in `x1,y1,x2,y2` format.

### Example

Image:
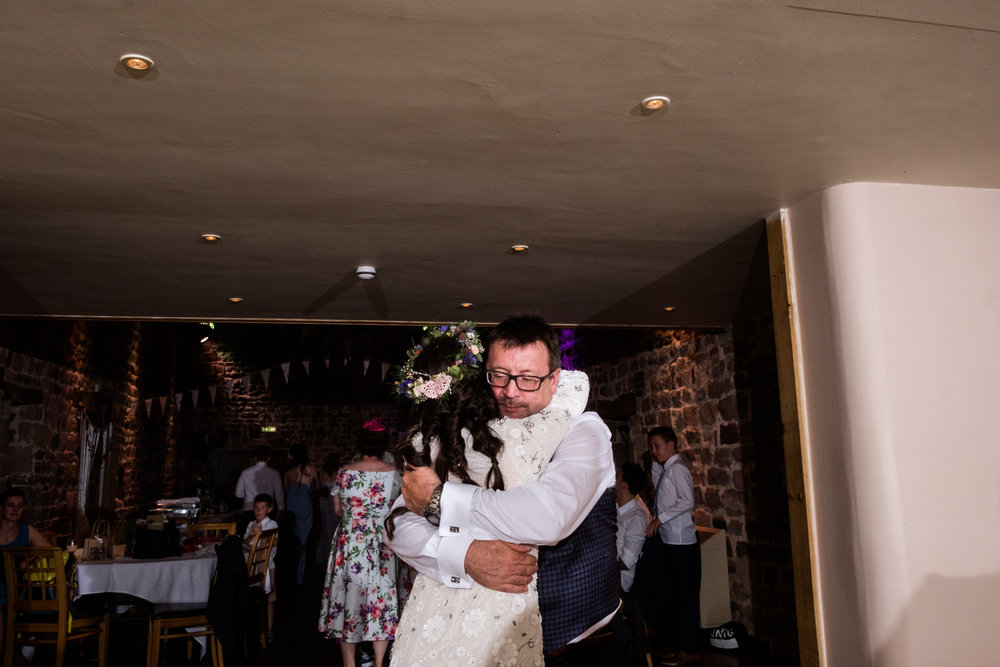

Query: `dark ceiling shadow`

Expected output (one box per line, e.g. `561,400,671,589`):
0,262,47,315
581,219,766,327
301,272,388,319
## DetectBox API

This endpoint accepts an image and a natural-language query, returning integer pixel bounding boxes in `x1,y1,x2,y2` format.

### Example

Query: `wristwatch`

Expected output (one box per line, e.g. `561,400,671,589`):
423,483,444,527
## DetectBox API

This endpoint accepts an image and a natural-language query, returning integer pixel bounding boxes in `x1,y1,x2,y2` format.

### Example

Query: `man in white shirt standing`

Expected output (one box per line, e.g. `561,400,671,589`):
616,462,652,664
644,426,701,666
235,444,284,522
389,314,622,664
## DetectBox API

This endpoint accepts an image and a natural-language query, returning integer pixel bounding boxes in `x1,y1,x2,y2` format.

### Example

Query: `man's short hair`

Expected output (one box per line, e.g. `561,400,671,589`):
254,445,270,461
620,462,647,496
253,493,274,508
485,313,562,372
647,425,678,445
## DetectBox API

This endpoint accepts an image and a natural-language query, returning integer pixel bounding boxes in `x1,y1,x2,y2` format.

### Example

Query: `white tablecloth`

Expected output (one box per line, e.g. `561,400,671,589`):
76,549,217,604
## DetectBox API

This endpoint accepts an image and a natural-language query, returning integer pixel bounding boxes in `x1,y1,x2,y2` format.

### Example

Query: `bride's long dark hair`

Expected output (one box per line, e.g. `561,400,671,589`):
386,334,504,537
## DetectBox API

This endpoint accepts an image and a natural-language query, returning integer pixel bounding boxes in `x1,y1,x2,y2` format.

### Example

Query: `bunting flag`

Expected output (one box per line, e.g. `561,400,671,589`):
261,368,270,389
324,358,330,370
281,362,290,383
381,362,391,380
175,392,183,411
303,360,310,375
145,398,153,415
208,385,217,405
226,378,234,398
159,396,167,414
241,375,251,392
363,359,370,375
192,388,200,407
343,356,350,366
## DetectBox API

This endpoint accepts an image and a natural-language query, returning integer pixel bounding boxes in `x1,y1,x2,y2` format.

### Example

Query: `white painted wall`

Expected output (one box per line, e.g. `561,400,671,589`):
783,183,1000,666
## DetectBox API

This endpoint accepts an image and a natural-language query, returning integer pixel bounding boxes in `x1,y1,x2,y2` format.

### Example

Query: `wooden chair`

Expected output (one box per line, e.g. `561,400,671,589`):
146,597,224,667
2,546,109,667
38,530,57,546
244,528,278,650
186,522,237,542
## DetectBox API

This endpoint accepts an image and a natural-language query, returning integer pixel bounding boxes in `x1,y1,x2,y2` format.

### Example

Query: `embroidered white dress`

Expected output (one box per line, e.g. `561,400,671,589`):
390,371,590,667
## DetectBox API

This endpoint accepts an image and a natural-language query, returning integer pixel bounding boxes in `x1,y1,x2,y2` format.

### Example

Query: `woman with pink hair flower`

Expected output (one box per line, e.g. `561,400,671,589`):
318,420,400,667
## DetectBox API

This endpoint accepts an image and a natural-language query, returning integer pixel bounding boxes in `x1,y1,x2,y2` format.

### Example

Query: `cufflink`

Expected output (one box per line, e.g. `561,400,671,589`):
450,576,461,584
449,526,460,533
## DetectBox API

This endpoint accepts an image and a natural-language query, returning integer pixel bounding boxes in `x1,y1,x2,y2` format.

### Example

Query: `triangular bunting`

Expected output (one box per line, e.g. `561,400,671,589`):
226,379,234,398
324,358,330,370
281,362,290,383
261,368,270,389
363,360,370,375
145,398,153,415
192,388,200,407
303,360,310,375
159,396,167,413
175,393,183,411
241,375,252,392
208,385,217,405
381,362,390,381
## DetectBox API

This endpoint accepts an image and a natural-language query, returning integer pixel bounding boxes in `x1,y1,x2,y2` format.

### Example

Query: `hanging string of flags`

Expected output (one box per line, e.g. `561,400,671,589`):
130,357,395,418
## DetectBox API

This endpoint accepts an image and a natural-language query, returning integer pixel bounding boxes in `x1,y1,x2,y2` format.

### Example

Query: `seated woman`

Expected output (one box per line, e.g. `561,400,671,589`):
1,487,52,657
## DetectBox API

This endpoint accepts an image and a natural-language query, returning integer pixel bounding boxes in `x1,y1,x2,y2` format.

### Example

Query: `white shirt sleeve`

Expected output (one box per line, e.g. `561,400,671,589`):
384,495,474,588
439,412,615,546
656,458,694,524
619,507,648,571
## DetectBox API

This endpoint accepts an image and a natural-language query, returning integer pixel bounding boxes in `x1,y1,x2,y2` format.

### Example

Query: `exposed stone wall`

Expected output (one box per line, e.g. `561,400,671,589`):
1,346,87,535
587,329,753,627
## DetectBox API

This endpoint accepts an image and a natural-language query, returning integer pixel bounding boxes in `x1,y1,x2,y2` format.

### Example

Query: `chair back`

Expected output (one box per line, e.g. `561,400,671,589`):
186,521,237,541
2,546,69,616
245,528,277,587
39,529,58,546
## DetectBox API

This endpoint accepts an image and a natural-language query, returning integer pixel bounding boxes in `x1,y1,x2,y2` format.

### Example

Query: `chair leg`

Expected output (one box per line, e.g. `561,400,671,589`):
100,613,110,667
146,618,161,667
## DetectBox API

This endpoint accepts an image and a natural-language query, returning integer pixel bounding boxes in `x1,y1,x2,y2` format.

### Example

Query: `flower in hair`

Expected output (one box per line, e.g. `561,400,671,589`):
395,321,483,404
363,419,386,432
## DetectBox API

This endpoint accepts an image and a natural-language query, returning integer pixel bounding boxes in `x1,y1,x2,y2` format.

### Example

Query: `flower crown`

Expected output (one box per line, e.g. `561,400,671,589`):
395,321,483,404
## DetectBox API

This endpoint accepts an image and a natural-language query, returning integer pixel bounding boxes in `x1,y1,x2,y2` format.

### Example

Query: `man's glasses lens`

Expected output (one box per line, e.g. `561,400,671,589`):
486,370,548,391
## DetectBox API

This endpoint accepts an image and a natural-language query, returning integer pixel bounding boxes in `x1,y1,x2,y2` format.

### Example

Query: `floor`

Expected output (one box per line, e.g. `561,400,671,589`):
20,555,773,666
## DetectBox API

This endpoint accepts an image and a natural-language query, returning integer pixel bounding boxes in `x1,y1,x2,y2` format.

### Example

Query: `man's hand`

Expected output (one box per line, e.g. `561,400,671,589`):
646,517,662,538
464,540,538,594
402,465,442,515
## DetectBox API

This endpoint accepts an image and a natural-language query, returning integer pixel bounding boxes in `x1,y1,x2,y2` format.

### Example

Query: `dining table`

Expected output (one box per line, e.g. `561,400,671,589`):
75,546,217,604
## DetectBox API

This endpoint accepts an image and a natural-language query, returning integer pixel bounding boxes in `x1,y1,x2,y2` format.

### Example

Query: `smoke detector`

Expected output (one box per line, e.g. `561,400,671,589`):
356,265,376,280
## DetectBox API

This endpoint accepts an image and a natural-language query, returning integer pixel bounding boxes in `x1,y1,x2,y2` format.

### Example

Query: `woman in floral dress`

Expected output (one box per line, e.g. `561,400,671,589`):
318,420,401,667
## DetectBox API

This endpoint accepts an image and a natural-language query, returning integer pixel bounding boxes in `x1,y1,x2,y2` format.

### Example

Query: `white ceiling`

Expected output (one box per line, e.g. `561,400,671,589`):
3,0,999,328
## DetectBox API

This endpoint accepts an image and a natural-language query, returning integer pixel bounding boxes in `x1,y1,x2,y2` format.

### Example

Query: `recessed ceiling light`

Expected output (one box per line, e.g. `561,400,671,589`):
229,297,243,304
663,306,676,311
200,233,222,243
511,244,529,253
641,95,670,111
458,302,473,309
120,54,155,71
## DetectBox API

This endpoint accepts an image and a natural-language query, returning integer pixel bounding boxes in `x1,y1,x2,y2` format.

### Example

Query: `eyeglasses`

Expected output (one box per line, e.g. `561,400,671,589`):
485,369,556,392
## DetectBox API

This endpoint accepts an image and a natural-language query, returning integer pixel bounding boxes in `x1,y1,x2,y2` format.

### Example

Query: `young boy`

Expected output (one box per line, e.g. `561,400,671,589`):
244,493,278,639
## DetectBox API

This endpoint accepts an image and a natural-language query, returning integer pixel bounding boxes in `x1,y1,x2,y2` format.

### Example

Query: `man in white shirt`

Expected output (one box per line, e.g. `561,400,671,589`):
388,314,621,664
235,445,284,514
616,462,651,592
644,426,701,666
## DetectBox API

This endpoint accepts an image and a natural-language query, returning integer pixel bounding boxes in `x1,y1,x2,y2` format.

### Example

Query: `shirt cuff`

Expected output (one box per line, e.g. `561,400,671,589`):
438,535,474,588
439,481,476,538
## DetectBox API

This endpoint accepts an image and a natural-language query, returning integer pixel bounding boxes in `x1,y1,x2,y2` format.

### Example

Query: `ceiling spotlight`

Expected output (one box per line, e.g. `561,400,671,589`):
663,306,676,311
458,302,473,309
510,244,529,253
120,53,155,71
200,233,222,243
356,265,376,280
641,95,670,111
200,336,210,343
228,297,243,304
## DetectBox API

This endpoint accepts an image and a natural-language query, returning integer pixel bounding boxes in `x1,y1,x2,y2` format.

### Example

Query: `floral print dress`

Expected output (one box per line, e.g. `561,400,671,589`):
390,371,590,667
318,468,401,642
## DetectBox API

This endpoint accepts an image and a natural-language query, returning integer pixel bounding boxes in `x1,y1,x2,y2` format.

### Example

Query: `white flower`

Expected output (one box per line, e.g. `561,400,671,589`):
455,646,466,656
422,614,446,641
529,612,542,627
509,596,527,614
461,608,487,637
494,638,519,667
427,650,438,660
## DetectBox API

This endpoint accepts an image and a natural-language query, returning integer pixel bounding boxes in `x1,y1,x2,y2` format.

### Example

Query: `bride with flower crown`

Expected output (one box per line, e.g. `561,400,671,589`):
385,322,590,667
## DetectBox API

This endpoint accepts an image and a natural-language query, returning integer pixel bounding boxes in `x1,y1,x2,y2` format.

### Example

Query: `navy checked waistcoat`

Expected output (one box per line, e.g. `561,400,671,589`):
536,488,619,654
